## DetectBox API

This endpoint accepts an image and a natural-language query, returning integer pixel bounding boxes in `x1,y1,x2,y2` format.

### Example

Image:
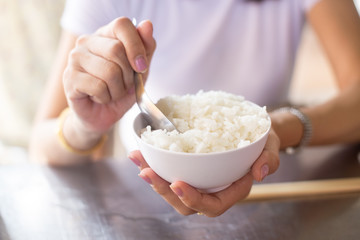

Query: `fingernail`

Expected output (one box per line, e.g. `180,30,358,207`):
261,164,269,181
129,156,141,167
138,173,152,185
170,185,183,198
135,56,147,73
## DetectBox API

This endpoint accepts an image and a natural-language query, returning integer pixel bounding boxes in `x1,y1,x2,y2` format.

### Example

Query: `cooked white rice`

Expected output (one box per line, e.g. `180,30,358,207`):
140,90,271,153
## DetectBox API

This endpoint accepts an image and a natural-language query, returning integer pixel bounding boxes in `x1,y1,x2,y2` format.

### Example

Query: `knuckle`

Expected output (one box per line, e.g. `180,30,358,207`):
182,198,201,210
112,17,144,51
273,132,281,146
62,70,77,99
75,34,90,46
261,150,271,160
112,17,132,30
93,79,108,95
102,61,121,83
264,150,280,173
62,67,77,88
151,184,169,196
272,157,279,169
273,155,280,171
108,41,125,58
93,81,110,103
68,48,82,63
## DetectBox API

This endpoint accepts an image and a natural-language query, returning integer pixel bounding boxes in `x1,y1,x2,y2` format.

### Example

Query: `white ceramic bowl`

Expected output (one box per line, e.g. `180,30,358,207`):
133,113,271,193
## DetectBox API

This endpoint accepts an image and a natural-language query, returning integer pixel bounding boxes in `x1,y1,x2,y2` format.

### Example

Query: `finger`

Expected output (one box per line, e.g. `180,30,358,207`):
69,46,127,102
170,172,253,217
128,150,150,170
63,66,111,104
251,129,280,182
136,20,156,67
96,17,148,73
76,35,134,91
129,151,197,216
139,168,196,216
214,172,253,203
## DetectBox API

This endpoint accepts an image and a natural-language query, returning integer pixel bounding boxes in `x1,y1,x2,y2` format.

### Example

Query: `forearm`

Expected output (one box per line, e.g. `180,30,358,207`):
304,81,360,145
29,115,113,166
271,81,360,149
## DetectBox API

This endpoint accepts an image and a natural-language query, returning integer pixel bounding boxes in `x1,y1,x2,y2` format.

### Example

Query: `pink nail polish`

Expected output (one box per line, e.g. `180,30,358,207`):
135,56,147,73
129,156,141,167
261,164,269,181
138,173,152,185
170,185,183,198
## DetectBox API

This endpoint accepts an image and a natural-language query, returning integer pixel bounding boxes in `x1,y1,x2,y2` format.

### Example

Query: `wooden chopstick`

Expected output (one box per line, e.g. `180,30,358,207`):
243,177,360,202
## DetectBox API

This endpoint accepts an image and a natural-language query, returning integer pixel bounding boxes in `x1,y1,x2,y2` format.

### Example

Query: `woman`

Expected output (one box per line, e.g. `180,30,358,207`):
30,0,360,217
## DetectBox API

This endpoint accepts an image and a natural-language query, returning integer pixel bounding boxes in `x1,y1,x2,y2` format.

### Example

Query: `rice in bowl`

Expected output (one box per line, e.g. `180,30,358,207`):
140,90,271,153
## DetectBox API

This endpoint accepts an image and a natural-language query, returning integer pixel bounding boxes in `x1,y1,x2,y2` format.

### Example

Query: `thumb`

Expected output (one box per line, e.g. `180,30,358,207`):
251,129,280,182
137,20,157,63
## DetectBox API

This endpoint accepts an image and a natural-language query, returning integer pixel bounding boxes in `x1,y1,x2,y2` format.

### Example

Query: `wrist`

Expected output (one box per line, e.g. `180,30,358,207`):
60,108,107,153
270,107,312,153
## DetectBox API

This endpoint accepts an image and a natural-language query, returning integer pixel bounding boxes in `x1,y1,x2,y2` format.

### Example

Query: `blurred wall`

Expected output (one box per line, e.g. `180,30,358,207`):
0,0,65,147
289,25,337,106
289,0,360,105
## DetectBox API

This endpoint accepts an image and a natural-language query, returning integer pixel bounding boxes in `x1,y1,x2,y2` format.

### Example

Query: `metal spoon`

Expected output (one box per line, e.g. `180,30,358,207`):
131,18,178,132
133,72,178,132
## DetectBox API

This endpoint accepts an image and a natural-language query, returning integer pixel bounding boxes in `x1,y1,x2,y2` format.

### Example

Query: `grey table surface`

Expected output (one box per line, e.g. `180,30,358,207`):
0,144,360,240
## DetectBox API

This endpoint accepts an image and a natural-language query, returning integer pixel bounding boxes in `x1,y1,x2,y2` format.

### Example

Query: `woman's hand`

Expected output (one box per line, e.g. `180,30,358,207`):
128,129,280,217
63,17,156,134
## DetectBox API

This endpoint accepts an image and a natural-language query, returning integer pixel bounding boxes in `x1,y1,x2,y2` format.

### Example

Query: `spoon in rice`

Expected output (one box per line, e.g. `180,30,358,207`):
133,72,179,132
132,18,178,132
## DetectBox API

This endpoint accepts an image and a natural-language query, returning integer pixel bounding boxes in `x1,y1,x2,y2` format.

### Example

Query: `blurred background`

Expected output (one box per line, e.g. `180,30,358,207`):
0,0,65,163
0,0,359,164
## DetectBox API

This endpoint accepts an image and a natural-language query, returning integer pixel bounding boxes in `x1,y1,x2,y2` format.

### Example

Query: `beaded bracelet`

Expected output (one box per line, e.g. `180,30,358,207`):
57,108,107,155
